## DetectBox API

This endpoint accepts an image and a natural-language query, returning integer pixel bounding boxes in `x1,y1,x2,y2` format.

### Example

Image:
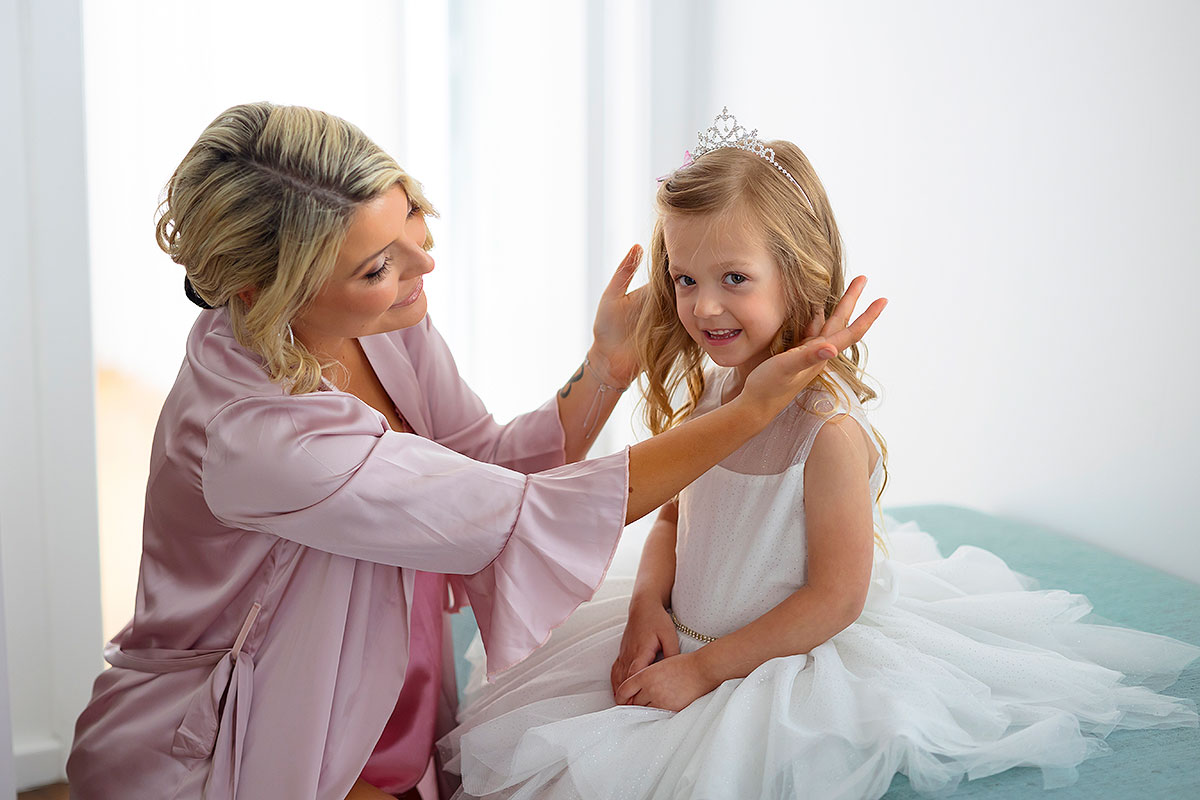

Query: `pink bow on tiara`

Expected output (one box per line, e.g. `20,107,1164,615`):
657,149,694,183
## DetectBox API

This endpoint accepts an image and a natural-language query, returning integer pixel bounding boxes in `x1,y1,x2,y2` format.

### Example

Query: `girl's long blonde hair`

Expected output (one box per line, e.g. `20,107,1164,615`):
155,102,436,394
635,140,889,507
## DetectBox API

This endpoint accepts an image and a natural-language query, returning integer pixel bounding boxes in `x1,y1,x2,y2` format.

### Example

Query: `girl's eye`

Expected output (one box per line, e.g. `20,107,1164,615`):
365,255,393,285
408,202,420,218
674,275,696,288
724,273,748,285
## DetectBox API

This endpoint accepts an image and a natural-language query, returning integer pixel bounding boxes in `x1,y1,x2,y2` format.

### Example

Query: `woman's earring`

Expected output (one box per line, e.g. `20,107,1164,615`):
286,323,295,346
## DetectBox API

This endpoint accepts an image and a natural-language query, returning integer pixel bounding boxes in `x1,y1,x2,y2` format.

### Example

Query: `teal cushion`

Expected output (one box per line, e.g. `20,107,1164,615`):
449,505,1200,797
451,607,479,699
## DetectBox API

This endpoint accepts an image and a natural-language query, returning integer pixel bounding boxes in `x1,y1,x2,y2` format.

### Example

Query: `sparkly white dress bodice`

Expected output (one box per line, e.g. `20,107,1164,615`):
672,369,884,648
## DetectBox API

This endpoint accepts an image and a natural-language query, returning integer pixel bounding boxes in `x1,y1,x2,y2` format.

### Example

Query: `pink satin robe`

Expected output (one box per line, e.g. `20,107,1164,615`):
66,309,629,799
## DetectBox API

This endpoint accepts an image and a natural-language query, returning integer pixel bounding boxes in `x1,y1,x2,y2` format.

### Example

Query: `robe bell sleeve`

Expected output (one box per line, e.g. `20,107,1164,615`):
203,393,628,674
460,449,629,677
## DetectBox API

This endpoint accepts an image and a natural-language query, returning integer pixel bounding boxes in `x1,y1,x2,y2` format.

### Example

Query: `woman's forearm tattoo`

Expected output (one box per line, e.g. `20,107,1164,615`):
559,362,585,399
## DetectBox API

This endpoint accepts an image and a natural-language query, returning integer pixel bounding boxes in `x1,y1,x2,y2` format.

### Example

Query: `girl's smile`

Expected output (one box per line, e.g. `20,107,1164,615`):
702,328,742,344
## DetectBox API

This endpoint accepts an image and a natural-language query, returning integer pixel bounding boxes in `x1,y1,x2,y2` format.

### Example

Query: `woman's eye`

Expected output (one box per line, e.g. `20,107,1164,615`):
674,275,696,288
408,202,420,218
724,273,748,285
365,255,393,284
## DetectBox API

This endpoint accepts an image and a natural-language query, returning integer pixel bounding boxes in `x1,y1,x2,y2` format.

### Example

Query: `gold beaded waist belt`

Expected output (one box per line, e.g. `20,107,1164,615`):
670,610,717,644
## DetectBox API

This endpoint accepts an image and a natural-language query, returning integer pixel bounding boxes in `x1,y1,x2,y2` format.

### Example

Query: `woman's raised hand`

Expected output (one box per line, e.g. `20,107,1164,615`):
589,245,646,387
737,276,886,419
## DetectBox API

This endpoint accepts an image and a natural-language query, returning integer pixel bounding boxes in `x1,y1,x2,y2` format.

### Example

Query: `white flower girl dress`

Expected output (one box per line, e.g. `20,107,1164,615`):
439,371,1199,799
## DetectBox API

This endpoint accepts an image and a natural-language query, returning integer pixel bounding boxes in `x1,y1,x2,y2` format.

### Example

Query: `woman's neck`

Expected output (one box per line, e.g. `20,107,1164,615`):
292,328,355,384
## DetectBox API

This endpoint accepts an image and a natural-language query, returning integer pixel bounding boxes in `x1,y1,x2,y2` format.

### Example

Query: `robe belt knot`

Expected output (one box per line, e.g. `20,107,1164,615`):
103,603,262,792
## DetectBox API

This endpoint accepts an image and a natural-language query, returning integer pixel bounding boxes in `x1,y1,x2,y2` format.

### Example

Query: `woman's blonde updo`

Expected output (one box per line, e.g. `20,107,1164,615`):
634,139,888,505
155,102,435,394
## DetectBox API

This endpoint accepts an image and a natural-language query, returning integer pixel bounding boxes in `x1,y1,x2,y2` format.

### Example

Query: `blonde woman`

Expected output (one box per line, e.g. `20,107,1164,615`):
64,103,883,800
441,110,1200,800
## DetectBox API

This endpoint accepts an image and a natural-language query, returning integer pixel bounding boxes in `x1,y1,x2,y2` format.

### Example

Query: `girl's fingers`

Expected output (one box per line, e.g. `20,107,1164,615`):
615,674,638,704
628,653,653,678
660,631,680,658
602,244,643,298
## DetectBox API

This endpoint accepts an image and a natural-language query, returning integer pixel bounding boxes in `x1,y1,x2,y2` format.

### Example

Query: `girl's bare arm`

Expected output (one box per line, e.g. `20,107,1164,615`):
611,502,680,691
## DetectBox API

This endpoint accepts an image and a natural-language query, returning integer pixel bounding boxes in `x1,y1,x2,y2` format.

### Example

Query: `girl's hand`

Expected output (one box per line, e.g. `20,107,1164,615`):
611,598,680,694
737,276,886,421
614,651,714,712
589,245,646,386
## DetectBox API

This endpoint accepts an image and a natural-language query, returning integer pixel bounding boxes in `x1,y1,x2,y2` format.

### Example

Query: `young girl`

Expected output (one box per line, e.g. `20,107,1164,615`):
438,109,1200,799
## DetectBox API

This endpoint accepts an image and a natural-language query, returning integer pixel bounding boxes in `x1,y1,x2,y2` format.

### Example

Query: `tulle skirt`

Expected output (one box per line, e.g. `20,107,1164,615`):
439,524,1200,800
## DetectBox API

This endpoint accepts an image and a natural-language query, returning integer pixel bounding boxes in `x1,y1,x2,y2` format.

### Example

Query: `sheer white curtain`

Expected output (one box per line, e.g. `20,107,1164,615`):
4,0,99,789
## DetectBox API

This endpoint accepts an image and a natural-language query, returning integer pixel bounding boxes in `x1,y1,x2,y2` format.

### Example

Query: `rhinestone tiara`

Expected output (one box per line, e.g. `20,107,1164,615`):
691,107,815,213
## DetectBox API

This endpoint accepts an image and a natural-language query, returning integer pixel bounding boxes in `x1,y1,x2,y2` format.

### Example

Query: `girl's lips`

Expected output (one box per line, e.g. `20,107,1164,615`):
391,277,424,309
702,328,741,346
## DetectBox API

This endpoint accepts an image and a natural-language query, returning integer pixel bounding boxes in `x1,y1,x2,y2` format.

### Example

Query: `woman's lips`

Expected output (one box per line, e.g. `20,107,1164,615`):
703,328,741,346
391,277,424,309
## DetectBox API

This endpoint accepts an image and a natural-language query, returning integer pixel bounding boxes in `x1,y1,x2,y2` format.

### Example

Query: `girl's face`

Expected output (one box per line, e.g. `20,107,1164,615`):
291,185,433,356
663,212,789,373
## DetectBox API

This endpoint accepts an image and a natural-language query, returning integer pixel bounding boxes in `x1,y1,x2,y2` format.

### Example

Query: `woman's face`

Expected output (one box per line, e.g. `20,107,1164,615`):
663,211,788,374
291,185,433,356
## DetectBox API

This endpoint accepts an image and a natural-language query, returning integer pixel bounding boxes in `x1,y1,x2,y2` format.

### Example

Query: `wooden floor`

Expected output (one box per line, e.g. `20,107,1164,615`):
18,784,69,800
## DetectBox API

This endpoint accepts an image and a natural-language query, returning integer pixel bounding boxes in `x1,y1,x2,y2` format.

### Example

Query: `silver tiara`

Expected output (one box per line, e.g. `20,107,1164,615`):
690,107,815,212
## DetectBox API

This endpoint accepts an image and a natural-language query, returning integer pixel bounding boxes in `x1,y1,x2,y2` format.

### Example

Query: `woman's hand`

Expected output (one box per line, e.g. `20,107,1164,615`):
736,276,886,421
611,598,680,694
614,651,715,712
589,244,646,387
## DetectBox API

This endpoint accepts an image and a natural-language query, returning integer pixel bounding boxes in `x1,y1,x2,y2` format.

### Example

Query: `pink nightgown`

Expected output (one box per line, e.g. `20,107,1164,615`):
360,570,447,794
66,308,628,799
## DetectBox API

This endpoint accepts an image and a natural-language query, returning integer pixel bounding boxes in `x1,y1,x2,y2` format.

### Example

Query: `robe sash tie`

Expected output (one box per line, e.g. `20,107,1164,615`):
103,603,262,796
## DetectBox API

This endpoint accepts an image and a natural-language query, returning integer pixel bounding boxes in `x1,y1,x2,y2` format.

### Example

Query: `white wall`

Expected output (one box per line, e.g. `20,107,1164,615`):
701,0,1200,582
1,0,104,789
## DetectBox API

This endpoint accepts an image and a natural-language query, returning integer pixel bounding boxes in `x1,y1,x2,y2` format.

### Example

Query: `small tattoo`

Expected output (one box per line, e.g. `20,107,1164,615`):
559,363,585,399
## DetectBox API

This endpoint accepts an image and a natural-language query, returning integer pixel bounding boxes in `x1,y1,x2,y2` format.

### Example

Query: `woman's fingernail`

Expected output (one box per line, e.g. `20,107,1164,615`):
819,347,836,359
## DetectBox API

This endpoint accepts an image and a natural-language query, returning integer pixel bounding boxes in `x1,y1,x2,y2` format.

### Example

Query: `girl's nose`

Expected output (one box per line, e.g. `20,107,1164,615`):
693,289,723,319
